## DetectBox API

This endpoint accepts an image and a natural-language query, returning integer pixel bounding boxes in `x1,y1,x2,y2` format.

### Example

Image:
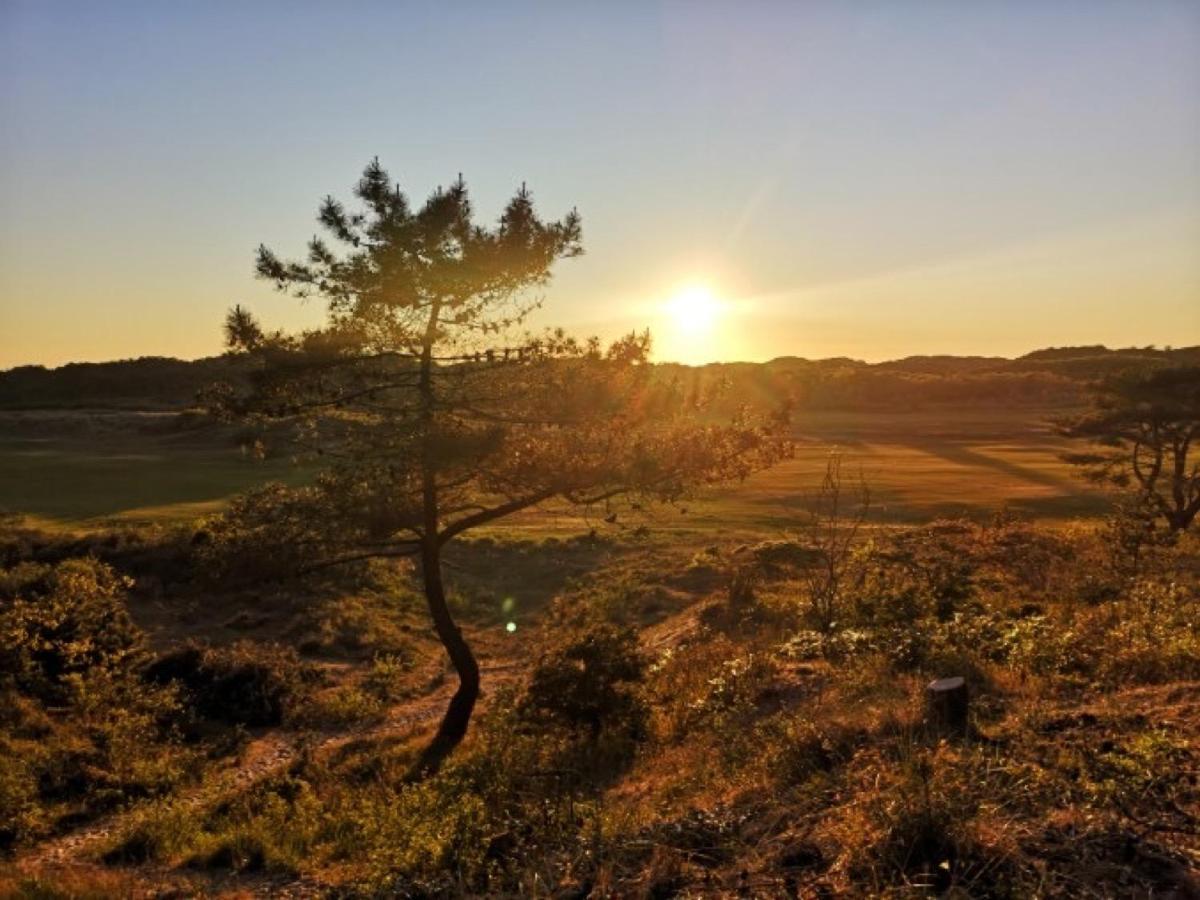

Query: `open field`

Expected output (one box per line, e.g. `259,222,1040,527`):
0,411,308,527
0,406,1102,531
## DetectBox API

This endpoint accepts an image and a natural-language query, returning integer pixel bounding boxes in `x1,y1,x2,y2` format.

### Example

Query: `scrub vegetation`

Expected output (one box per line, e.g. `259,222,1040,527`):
1,498,1198,897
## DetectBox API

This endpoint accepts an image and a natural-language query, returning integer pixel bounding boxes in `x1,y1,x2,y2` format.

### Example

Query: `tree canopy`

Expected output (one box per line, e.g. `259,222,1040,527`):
1061,366,1200,533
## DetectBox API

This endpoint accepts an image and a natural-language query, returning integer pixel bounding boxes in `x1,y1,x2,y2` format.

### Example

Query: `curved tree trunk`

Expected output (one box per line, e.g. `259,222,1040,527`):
409,539,481,780
407,298,482,779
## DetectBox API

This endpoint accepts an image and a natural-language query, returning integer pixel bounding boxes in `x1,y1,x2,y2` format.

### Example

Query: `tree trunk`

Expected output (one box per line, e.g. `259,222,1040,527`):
408,300,479,780
409,539,480,779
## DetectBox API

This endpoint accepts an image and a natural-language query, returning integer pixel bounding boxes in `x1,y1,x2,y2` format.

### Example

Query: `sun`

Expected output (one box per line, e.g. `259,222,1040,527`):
665,283,723,336
658,282,729,365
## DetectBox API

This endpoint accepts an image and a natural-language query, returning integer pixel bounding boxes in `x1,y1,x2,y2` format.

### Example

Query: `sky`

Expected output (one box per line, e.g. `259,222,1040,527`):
2,0,1198,367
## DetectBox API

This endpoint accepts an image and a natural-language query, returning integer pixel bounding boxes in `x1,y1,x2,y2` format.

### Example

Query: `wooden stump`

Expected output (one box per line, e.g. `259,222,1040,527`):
926,676,969,735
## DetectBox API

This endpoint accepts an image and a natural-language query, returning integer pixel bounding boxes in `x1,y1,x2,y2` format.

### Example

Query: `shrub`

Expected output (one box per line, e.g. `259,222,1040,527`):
296,592,417,657
101,799,200,864
187,776,326,875
727,566,759,614
358,774,491,891
0,557,191,850
746,539,822,575
520,623,647,741
0,749,37,850
853,522,979,626
0,559,142,704
293,685,385,729
363,652,412,702
761,715,854,786
1093,579,1200,684
145,640,310,727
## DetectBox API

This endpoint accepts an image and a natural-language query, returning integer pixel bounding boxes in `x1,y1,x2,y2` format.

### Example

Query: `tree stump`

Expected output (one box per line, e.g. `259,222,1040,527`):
926,676,969,734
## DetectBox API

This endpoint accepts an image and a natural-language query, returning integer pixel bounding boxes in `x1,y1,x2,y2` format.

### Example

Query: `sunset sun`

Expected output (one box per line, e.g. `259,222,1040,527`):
665,283,723,335
658,282,729,364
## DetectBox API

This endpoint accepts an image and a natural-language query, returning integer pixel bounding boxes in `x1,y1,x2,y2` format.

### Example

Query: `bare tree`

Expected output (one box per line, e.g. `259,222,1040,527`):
793,451,871,631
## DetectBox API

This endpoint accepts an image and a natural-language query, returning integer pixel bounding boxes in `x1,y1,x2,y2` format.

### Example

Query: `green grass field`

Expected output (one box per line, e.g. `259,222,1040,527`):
0,406,1104,532
0,411,308,527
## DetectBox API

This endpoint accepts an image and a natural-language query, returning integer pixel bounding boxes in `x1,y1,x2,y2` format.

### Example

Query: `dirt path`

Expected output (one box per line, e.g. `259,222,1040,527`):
13,659,527,896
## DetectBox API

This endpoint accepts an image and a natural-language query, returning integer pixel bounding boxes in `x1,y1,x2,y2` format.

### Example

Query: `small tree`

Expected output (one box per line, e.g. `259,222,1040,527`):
793,451,870,631
1060,366,1200,534
210,160,789,774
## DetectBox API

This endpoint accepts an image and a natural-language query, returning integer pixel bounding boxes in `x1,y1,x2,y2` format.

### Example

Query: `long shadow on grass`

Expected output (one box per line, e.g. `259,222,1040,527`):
903,439,1076,492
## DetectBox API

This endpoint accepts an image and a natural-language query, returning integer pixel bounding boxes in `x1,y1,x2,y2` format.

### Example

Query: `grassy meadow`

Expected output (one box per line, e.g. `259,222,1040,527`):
0,406,1101,532
0,411,308,527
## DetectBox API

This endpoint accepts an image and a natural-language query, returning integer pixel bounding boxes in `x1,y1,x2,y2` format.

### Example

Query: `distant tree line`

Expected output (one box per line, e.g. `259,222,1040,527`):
0,356,253,410
2,345,1197,414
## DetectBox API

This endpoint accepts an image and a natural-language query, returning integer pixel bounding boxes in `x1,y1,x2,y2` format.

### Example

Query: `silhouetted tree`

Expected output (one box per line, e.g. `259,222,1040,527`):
210,159,789,775
1061,366,1200,533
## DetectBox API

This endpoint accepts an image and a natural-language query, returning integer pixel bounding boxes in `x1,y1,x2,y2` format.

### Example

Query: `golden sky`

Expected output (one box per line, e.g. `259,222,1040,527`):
2,2,1198,368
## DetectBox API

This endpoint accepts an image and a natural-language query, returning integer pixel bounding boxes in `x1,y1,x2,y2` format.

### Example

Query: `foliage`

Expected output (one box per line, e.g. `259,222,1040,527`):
10,522,1186,897
144,640,311,727
519,623,648,741
363,652,413,702
856,520,979,624
0,559,143,705
293,684,385,729
0,558,193,851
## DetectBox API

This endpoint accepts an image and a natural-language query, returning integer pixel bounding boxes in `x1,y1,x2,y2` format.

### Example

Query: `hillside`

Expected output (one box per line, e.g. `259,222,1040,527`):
4,345,1197,413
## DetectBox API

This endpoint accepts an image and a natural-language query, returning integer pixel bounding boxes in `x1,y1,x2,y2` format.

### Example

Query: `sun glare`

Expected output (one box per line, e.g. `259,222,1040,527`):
665,284,722,335
658,282,730,364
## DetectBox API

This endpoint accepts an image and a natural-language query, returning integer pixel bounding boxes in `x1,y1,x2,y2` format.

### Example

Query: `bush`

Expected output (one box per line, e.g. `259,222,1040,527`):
363,652,412,702
762,715,855,786
293,685,385,729
187,776,326,875
0,750,37,850
0,559,143,704
520,623,647,741
101,799,200,864
145,640,310,727
296,592,417,657
0,557,192,850
852,522,980,626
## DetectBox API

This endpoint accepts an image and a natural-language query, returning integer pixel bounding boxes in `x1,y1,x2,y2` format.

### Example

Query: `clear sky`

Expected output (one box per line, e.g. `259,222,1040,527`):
2,0,1198,367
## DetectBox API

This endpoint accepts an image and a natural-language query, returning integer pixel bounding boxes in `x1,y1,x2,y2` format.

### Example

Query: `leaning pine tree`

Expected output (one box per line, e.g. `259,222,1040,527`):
207,159,790,775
